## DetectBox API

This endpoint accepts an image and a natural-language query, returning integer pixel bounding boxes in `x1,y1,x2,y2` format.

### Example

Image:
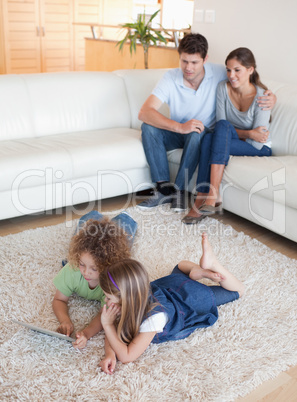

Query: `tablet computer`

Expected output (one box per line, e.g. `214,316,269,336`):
13,319,75,342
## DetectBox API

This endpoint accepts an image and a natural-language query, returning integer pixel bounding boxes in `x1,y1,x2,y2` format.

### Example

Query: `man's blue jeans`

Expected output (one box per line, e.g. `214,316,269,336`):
141,123,206,191
196,120,272,193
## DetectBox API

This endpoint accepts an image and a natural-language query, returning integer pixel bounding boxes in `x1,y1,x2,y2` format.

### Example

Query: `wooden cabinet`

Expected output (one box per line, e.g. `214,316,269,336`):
0,0,100,74
0,0,130,74
2,0,42,73
73,0,135,71
73,0,101,71
1,0,75,74
85,39,180,71
39,0,74,72
0,0,180,74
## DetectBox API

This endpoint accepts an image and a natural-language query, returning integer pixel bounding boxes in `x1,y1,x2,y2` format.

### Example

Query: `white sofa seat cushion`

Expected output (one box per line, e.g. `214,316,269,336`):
167,149,297,209
223,155,297,209
52,128,147,178
0,128,147,192
0,138,73,191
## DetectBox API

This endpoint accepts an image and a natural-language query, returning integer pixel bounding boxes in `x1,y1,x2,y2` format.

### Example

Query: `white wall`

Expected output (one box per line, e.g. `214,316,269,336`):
192,0,297,84
162,0,194,29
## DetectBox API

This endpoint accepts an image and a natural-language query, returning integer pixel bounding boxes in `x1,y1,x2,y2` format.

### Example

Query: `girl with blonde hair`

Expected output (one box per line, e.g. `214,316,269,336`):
99,233,244,374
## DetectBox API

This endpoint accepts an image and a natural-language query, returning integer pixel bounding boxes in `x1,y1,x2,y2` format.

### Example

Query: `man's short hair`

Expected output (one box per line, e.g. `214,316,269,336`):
178,33,208,59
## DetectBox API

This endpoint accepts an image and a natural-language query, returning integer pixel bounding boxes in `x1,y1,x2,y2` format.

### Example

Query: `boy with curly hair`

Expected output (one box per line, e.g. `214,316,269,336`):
52,211,137,349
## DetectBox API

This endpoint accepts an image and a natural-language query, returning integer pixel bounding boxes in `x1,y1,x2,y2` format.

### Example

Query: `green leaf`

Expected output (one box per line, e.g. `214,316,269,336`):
148,9,160,23
116,8,168,67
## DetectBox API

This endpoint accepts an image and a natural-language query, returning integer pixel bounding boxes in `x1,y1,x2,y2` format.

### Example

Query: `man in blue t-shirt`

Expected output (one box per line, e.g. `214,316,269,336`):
137,33,275,212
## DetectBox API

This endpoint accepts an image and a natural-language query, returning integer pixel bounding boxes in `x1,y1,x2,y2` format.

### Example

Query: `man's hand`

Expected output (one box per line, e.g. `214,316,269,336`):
99,356,117,375
250,126,269,142
257,90,276,111
179,119,205,134
57,320,73,337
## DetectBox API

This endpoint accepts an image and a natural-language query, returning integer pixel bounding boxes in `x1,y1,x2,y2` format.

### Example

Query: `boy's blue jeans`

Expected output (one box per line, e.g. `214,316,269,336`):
196,120,272,193
62,211,137,266
141,122,207,191
75,210,137,244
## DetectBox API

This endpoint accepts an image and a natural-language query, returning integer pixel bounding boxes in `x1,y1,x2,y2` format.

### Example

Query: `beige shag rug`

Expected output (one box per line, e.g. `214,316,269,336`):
1,206,297,401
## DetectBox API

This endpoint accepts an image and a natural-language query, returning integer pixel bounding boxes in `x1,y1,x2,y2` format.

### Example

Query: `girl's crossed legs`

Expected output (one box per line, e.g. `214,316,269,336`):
178,233,245,303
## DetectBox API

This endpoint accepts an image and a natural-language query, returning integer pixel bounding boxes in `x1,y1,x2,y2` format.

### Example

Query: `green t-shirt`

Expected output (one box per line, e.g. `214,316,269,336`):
53,264,105,304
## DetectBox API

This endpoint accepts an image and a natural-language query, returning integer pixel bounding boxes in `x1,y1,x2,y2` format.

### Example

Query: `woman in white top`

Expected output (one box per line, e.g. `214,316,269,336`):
183,47,272,224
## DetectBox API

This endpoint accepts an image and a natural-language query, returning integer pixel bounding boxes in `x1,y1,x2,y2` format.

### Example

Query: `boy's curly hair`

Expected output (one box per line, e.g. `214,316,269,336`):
68,218,131,273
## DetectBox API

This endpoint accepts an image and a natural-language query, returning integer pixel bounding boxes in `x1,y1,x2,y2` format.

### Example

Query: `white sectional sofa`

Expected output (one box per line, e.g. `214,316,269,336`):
0,69,296,242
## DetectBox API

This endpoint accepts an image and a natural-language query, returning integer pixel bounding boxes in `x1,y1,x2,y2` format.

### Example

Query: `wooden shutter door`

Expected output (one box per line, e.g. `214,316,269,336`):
2,0,42,73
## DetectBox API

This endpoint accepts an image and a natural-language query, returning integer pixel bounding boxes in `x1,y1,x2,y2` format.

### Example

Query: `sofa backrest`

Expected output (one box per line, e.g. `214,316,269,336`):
265,80,297,156
114,69,170,131
1,69,296,158
0,75,35,141
0,71,131,141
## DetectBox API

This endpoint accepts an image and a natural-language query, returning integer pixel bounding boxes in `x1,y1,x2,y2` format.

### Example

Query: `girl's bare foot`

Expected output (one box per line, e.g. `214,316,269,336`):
198,233,245,297
189,234,225,282
189,266,223,283
199,233,224,278
179,233,244,296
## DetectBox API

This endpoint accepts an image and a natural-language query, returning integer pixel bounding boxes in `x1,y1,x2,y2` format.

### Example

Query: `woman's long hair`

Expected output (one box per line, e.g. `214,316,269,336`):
99,259,155,344
225,47,267,90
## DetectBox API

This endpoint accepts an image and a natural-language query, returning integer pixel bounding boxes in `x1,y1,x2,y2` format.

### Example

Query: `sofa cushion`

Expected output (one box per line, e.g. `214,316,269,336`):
0,138,73,191
114,69,170,130
24,72,132,137
269,83,297,156
0,75,35,141
0,72,132,142
223,155,297,209
50,128,147,178
0,128,147,192
168,149,296,209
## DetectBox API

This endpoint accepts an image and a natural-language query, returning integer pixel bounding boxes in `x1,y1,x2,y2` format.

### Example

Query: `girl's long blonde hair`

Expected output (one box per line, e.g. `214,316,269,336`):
99,259,155,344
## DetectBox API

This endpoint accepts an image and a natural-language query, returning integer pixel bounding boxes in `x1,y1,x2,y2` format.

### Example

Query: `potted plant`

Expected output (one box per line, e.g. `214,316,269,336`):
117,10,168,69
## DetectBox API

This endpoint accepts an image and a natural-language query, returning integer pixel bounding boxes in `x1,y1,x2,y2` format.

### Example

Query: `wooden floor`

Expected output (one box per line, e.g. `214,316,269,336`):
1,194,297,401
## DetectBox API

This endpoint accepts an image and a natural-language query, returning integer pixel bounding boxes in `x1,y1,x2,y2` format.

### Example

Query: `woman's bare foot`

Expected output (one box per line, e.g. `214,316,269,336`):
184,207,204,219
184,194,206,218
201,195,222,208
